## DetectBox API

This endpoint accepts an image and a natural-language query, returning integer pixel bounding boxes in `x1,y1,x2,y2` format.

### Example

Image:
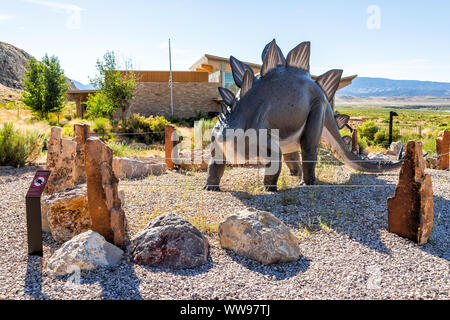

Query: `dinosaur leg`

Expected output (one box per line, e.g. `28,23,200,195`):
300,108,325,185
204,160,225,191
283,152,302,178
263,144,282,192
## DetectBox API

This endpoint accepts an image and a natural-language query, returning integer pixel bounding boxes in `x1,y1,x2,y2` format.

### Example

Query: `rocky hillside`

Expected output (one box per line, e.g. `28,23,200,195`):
0,41,76,91
0,41,32,89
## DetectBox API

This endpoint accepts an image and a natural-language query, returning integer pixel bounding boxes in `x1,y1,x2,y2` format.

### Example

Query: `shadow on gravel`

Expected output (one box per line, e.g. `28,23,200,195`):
24,256,50,299
78,262,143,300
230,171,449,261
224,249,310,280
138,259,214,277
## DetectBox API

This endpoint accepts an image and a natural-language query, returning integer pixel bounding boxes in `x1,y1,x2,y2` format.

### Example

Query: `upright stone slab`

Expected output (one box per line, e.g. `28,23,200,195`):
436,130,449,170
85,137,125,247
45,127,77,194
351,129,359,155
165,125,178,170
387,141,433,244
73,123,90,184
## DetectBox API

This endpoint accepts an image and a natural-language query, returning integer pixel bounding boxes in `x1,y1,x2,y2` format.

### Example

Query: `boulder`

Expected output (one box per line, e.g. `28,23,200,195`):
85,137,125,247
44,127,77,194
46,230,123,276
179,149,210,171
41,186,91,242
386,141,404,156
112,157,166,179
367,153,390,161
72,123,90,184
219,209,300,264
388,141,434,244
130,212,209,269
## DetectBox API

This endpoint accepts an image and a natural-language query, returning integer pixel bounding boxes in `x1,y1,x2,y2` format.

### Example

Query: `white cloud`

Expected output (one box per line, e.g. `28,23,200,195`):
23,0,85,29
0,14,15,21
23,0,83,12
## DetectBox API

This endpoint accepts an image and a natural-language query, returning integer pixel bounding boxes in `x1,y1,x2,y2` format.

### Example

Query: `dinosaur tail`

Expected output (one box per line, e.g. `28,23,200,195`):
322,105,403,172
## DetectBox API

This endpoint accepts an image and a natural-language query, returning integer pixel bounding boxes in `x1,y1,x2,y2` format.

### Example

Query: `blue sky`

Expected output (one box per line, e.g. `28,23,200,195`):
1,0,449,84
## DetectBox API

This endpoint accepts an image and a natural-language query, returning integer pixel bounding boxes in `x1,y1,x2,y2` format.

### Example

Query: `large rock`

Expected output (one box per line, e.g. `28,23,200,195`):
388,141,434,244
85,137,125,247
72,123,90,184
41,186,91,242
46,230,123,276
44,127,77,194
386,141,404,157
112,157,166,179
367,153,390,161
219,209,300,264
0,41,32,89
130,212,209,269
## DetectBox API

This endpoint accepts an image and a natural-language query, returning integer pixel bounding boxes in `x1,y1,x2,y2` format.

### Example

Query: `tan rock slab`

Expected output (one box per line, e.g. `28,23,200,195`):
44,127,77,194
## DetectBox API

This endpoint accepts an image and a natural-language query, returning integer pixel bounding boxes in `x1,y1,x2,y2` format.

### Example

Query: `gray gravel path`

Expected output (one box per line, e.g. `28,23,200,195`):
0,165,448,300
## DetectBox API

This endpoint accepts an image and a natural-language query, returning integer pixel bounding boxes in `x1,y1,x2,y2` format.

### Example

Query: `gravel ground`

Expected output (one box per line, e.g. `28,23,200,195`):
0,164,448,300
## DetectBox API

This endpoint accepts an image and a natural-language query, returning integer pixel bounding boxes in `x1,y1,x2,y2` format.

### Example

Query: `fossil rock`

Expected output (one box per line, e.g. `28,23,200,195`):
388,140,433,244
41,186,90,242
219,209,300,264
85,137,125,247
112,157,166,179
45,127,77,194
72,123,90,184
130,212,209,269
46,230,123,276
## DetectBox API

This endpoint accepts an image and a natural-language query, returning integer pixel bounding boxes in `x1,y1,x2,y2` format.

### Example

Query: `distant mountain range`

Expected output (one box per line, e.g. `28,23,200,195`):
69,79,94,90
338,77,450,97
2,41,450,97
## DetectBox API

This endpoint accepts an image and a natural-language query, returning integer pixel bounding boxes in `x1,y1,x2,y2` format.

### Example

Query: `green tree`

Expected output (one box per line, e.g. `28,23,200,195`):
85,92,115,119
22,55,68,120
89,51,136,118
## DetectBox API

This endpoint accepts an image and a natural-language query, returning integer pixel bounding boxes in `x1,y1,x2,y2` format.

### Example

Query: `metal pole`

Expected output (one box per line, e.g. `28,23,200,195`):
169,38,174,116
389,111,398,146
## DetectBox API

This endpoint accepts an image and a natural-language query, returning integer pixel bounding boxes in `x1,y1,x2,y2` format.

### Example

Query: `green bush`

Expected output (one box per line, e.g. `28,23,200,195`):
116,114,171,144
358,136,368,152
85,92,115,119
358,121,379,142
373,128,400,148
0,123,44,167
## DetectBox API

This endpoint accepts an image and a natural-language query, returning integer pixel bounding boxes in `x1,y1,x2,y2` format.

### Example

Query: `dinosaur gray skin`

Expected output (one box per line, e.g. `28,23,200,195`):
204,39,402,191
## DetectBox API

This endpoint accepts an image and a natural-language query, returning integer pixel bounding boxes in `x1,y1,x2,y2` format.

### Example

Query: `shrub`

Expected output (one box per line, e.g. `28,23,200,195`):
373,128,400,148
116,114,171,144
358,121,379,142
358,136,368,152
0,123,44,167
85,92,115,119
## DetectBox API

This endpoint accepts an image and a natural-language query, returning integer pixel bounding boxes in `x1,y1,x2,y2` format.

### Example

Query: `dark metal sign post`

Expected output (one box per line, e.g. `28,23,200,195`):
25,170,51,256
389,111,399,146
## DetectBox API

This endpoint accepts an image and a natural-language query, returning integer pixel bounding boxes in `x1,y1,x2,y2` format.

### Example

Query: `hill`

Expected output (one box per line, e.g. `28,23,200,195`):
338,77,450,97
0,41,76,91
0,41,33,89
